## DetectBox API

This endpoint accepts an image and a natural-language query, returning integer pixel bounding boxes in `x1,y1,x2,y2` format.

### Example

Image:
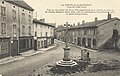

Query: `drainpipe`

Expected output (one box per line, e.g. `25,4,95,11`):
10,37,13,56
34,31,37,51
45,32,48,48
18,6,20,54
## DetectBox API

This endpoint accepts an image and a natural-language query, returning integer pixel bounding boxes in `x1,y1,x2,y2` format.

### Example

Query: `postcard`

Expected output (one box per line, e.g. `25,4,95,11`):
0,0,120,76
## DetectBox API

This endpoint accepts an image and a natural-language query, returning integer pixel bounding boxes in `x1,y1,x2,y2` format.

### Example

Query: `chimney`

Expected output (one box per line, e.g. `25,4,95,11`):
95,17,98,22
39,18,45,22
73,23,75,26
82,20,85,24
42,18,45,22
107,12,111,20
78,22,80,25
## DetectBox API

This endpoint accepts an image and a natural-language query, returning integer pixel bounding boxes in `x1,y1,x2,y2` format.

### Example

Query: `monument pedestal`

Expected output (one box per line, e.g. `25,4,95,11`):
63,46,70,61
56,46,77,67
56,60,77,67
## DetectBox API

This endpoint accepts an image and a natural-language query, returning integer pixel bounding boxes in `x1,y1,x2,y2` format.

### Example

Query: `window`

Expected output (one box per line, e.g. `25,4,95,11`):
84,30,87,35
78,30,81,35
68,32,70,37
35,31,37,37
74,32,76,36
44,40,46,48
12,9,16,19
28,15,31,24
82,38,86,46
41,41,43,48
93,39,96,46
41,32,42,37
93,29,96,36
1,6,6,16
50,28,52,36
88,29,91,35
0,41,9,54
20,39,26,50
22,13,25,20
46,32,48,36
22,25,25,34
35,23,37,28
1,23,6,34
113,29,118,37
1,6,6,22
75,39,76,42
13,24,17,35
28,26,31,35
38,41,40,48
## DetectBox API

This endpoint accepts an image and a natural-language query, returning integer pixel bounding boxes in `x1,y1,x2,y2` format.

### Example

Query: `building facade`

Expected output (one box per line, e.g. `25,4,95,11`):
33,19,55,50
55,13,120,50
0,0,34,58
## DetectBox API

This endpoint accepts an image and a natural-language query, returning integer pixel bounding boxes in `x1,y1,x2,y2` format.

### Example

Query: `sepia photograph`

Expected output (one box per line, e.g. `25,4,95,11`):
0,0,120,76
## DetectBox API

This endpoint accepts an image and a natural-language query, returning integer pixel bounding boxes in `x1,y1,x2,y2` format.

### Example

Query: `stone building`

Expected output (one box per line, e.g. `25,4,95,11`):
55,13,120,50
33,18,55,49
0,0,34,58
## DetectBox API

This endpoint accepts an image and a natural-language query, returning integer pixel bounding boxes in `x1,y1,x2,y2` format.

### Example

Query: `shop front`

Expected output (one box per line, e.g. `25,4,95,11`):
0,37,10,59
19,36,34,53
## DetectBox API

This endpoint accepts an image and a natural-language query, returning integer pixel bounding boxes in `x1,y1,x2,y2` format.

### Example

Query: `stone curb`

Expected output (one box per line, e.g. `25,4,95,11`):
68,43,97,52
55,39,97,52
21,44,58,57
0,56,25,65
0,44,57,65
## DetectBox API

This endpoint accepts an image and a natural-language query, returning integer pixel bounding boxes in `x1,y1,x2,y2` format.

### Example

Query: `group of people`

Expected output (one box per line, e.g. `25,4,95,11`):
81,49,90,62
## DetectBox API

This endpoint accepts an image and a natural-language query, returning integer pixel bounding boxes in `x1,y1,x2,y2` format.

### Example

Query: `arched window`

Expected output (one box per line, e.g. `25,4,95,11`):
28,26,31,35
22,25,25,34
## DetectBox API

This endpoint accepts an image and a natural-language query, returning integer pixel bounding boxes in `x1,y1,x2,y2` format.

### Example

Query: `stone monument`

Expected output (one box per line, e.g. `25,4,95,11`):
56,22,77,67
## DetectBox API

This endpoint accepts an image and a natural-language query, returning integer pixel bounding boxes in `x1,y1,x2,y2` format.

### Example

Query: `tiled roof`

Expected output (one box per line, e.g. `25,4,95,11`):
56,17,120,31
69,17,120,29
55,27,67,32
33,19,55,27
5,0,34,11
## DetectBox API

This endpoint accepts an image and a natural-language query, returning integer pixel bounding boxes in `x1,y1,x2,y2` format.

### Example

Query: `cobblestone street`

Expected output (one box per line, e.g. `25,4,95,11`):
0,40,120,76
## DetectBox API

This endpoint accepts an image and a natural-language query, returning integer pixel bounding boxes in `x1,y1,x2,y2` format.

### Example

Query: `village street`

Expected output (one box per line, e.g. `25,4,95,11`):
0,40,120,76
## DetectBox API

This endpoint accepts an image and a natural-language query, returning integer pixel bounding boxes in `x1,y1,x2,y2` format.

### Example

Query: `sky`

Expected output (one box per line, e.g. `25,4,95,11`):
24,0,120,26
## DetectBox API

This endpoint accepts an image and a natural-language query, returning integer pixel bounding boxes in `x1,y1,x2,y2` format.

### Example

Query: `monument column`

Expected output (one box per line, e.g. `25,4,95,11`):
56,22,77,67
63,22,71,61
